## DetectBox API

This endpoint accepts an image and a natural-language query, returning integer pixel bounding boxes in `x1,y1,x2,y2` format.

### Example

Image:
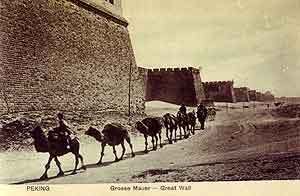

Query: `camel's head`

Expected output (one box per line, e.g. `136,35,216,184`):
85,127,103,142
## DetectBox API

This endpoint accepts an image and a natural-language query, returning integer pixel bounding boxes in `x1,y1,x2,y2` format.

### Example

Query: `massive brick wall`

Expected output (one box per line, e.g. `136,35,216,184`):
256,92,264,102
143,67,206,106
203,81,236,103
0,0,145,115
248,90,257,101
262,91,275,102
248,90,275,102
234,87,250,102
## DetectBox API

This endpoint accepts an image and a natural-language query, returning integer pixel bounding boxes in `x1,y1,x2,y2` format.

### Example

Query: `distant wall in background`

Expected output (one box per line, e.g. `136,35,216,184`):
203,81,236,103
249,90,257,101
142,67,206,106
234,87,250,102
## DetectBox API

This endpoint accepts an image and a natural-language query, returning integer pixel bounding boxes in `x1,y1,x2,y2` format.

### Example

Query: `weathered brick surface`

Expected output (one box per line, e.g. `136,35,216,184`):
203,81,236,103
0,0,145,115
143,67,206,107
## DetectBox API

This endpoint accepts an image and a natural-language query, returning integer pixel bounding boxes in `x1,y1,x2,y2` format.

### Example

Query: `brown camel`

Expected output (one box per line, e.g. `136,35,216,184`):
163,113,178,144
177,111,189,139
187,111,196,135
85,123,135,165
30,125,86,180
135,117,163,153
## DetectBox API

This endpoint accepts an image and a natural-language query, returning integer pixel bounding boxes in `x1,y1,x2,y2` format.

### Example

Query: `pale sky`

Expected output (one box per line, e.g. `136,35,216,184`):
122,0,300,97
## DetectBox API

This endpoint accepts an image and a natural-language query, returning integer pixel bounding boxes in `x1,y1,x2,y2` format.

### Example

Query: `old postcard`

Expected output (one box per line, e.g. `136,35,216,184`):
0,0,300,195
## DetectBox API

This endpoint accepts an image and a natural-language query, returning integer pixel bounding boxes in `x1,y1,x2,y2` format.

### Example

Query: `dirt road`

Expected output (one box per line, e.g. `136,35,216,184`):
1,101,300,184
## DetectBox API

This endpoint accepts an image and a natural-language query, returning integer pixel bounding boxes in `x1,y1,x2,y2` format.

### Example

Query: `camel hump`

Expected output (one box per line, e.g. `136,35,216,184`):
103,123,128,136
142,117,163,131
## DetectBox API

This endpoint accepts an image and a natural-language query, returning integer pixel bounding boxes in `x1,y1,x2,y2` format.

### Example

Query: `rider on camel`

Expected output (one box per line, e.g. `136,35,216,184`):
179,103,187,115
55,112,73,149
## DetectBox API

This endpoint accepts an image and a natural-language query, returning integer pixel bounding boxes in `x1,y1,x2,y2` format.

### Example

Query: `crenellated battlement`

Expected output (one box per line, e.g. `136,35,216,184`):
141,66,200,74
203,80,234,86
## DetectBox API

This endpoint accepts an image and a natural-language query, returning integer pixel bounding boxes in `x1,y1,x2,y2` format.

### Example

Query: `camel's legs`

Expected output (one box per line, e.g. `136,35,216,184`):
179,126,183,139
151,136,156,150
144,135,148,153
174,126,177,142
54,157,64,177
165,127,169,142
158,132,163,148
186,125,190,137
154,135,158,149
120,141,126,160
97,142,106,165
112,145,119,162
78,154,86,170
169,127,173,144
184,126,188,138
125,136,135,157
71,155,79,174
40,155,54,180
184,125,186,138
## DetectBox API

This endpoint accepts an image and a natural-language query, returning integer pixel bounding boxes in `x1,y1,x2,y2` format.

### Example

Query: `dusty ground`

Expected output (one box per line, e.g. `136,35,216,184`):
1,101,300,184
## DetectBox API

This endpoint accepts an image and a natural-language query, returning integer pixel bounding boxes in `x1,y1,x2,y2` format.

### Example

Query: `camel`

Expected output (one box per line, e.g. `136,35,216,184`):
177,111,189,138
187,111,196,135
135,117,163,153
163,113,178,144
30,125,86,180
85,123,135,165
197,106,208,130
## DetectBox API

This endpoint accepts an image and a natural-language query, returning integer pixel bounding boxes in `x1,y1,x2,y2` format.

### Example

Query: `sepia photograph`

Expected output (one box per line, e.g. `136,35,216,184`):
0,0,300,193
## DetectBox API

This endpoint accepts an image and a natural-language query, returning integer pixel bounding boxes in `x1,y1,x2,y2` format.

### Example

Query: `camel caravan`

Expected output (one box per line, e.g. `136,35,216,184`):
29,103,214,180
